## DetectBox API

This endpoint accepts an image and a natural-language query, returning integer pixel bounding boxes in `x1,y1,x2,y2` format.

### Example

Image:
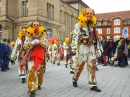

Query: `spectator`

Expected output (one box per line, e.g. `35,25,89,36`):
117,36,126,67
108,37,116,64
0,38,10,71
101,37,109,66
0,40,2,68
6,39,12,70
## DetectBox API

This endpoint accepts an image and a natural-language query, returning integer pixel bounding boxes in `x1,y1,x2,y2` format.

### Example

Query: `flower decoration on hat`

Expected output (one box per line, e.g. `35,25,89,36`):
26,27,35,38
17,30,23,39
77,8,97,28
38,26,46,37
64,38,70,44
26,26,46,39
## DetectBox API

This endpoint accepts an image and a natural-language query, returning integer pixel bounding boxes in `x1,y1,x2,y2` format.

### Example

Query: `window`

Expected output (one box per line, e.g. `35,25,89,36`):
22,1,28,16
51,5,54,19
60,10,62,23
46,28,52,38
107,28,110,34
25,1,28,16
114,27,120,33
107,36,110,39
0,0,1,15
63,12,65,23
128,19,130,24
124,27,128,29
47,3,54,20
97,22,101,25
97,28,102,34
103,21,107,25
22,1,25,16
114,19,120,25
0,25,2,38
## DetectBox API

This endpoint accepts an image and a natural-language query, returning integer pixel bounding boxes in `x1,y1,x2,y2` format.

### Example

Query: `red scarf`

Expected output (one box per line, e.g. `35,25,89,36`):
31,44,44,70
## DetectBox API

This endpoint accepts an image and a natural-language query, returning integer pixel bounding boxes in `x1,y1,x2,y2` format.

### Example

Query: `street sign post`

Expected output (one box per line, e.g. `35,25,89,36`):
122,29,128,38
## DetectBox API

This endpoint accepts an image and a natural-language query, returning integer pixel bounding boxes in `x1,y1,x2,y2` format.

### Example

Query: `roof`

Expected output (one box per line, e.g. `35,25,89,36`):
62,0,81,3
95,10,130,21
62,0,89,8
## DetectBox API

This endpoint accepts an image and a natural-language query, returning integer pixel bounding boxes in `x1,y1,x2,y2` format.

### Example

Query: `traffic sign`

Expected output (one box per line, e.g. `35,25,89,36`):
123,29,128,35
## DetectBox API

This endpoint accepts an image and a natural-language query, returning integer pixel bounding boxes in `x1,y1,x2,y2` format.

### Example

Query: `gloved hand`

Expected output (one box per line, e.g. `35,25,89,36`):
31,39,40,45
31,40,36,45
35,39,39,44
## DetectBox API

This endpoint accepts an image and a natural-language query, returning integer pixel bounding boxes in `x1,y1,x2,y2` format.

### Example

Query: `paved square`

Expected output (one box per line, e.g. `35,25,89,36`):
0,61,130,97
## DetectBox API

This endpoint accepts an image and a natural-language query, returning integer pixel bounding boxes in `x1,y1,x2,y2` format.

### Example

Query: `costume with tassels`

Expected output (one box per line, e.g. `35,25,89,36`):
71,8,101,92
20,21,48,97
11,27,29,83
52,38,61,65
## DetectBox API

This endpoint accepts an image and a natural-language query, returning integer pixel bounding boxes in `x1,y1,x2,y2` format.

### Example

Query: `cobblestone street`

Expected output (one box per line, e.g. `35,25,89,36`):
0,61,130,97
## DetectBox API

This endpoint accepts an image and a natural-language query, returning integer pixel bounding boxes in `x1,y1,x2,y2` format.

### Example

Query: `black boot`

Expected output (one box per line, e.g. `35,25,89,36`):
30,91,35,97
57,63,60,65
73,81,78,87
53,62,55,64
38,85,41,90
96,67,99,71
65,64,67,68
22,78,26,83
90,86,101,92
70,71,74,74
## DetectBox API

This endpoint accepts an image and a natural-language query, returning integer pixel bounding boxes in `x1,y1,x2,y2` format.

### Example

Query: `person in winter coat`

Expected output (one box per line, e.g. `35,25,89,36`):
0,38,10,71
101,37,109,66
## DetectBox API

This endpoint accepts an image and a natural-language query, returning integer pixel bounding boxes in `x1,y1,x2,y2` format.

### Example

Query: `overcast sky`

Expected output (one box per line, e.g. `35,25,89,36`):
82,0,130,13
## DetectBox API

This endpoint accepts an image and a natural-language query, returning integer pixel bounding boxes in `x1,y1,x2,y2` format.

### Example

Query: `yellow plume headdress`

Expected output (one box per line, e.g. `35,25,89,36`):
17,30,23,39
54,39,61,45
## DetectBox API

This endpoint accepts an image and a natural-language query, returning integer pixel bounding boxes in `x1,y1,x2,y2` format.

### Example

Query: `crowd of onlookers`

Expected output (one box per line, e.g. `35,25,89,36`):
1,35,130,72
97,36,130,67
0,38,13,71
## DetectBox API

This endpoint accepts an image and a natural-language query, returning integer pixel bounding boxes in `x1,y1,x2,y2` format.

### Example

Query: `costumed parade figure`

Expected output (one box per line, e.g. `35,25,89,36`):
63,38,72,68
71,8,101,92
20,21,48,97
52,37,61,65
48,43,52,63
11,27,28,83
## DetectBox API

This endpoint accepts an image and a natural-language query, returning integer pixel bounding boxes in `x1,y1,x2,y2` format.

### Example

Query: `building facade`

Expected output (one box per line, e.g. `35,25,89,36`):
0,0,89,41
96,10,130,40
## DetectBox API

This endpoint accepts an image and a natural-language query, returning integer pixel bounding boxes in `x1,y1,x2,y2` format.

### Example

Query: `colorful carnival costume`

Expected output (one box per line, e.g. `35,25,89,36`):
20,21,48,97
48,43,52,63
52,38,61,65
63,38,71,68
71,8,101,92
11,27,28,83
